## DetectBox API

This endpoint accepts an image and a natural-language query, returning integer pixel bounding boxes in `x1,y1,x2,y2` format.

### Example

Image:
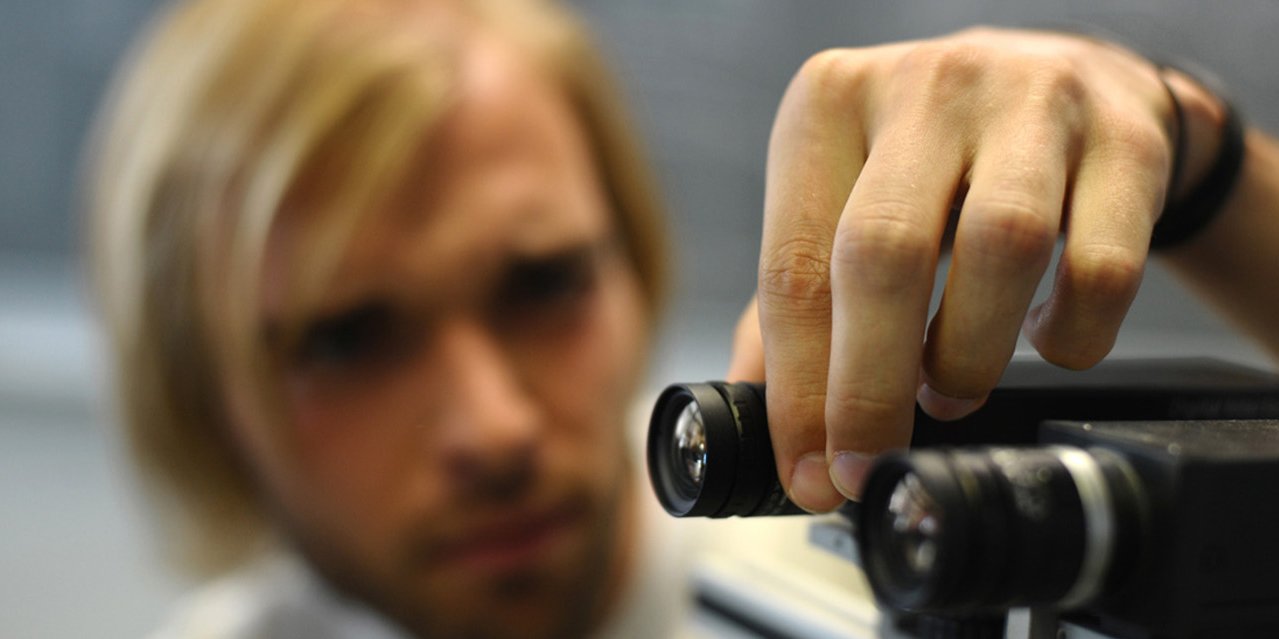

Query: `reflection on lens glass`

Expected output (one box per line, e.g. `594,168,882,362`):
885,473,943,576
672,401,707,488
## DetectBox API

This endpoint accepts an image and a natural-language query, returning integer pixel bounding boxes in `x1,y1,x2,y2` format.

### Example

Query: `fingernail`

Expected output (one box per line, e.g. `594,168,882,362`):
788,452,843,513
831,451,873,500
916,383,986,421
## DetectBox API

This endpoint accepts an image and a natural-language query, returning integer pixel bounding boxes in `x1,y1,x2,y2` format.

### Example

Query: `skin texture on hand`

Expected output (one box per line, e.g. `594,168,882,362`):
732,27,1230,512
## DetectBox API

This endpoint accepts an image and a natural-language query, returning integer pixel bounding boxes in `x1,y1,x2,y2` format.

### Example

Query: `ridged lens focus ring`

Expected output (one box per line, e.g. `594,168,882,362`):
856,447,1141,612
647,382,803,518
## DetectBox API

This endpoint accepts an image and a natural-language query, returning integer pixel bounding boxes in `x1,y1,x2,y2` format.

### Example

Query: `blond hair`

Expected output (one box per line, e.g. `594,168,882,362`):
85,0,667,575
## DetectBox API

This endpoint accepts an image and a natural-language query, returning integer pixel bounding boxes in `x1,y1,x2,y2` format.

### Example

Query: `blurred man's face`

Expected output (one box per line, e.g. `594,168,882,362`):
231,32,649,639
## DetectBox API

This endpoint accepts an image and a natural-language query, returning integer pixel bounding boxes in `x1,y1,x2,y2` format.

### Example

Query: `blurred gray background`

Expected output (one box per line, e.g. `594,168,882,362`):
3,1,1276,637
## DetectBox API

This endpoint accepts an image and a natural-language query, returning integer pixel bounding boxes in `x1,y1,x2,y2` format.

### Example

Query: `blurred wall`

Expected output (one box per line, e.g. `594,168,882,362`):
6,0,1279,342
1,0,163,256
566,0,1279,379
2,2,1277,638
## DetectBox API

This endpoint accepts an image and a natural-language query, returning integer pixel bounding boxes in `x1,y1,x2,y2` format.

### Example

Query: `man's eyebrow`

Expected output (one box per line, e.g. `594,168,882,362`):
260,234,619,343
507,240,595,267
505,232,618,264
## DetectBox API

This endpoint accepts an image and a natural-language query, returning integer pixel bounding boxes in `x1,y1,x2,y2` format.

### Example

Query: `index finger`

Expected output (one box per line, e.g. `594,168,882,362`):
757,50,872,513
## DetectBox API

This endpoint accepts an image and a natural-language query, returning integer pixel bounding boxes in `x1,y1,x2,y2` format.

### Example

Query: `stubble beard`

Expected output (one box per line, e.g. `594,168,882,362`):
281,456,638,639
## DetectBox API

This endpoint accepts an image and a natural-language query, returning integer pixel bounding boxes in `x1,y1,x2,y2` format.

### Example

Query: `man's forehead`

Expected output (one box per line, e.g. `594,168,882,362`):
259,27,606,324
261,200,608,326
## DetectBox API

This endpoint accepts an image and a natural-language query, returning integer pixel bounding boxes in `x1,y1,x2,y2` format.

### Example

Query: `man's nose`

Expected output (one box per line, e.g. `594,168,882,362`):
430,319,543,483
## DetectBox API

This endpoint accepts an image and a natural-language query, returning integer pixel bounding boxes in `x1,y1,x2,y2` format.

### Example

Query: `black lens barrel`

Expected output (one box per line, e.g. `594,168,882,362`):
857,447,1142,612
647,382,804,518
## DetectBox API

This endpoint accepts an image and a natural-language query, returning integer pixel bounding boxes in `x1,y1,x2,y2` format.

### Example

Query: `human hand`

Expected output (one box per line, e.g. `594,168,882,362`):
727,27,1226,511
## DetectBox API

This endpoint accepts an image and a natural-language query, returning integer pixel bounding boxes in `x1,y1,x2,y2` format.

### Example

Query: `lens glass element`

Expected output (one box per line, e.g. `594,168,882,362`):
671,401,707,492
884,472,943,578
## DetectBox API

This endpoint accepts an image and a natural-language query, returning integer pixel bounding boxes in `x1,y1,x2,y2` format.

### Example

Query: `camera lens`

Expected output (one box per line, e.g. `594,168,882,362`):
857,447,1143,612
671,401,707,493
647,382,804,518
882,472,944,586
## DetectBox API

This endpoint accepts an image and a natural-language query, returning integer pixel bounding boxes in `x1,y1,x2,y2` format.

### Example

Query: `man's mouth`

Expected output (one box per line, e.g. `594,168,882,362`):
435,501,589,575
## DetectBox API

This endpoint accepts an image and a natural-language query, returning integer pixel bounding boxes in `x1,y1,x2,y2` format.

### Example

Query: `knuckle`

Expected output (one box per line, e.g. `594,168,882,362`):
1031,244,1140,372
796,48,850,86
758,236,833,309
1064,243,1144,303
1095,109,1172,173
790,48,872,111
832,204,936,292
962,198,1058,267
1025,58,1088,117
902,40,988,78
953,25,1001,40
896,41,989,97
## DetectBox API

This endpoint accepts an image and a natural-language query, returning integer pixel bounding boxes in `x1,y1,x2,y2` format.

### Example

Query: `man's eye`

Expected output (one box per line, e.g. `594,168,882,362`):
500,251,597,313
295,303,402,369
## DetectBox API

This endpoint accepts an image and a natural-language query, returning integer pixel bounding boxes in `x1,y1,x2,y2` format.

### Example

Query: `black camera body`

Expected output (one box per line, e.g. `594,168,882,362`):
1041,419,1279,638
648,358,1279,639
858,418,1279,639
908,357,1279,448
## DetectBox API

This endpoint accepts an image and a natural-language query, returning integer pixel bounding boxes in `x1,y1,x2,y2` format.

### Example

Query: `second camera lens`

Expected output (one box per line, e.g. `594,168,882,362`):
857,447,1143,612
